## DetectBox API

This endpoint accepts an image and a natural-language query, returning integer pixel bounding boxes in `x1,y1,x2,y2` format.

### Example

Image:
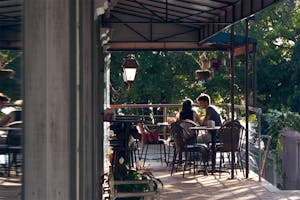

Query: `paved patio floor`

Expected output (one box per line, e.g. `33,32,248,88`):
149,163,300,199
0,175,21,200
143,152,300,200
1,150,300,200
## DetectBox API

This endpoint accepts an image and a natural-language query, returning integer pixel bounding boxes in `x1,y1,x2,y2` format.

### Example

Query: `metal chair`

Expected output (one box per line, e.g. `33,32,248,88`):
5,121,23,176
170,120,209,177
216,120,244,177
183,143,210,177
136,123,166,167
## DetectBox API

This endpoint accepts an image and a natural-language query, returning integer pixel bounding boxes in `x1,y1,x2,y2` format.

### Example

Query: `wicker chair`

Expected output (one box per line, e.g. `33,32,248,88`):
216,120,244,177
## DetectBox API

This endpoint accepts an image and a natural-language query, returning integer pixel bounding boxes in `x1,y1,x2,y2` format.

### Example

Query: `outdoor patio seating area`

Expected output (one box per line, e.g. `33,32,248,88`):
1,145,299,200
101,143,300,200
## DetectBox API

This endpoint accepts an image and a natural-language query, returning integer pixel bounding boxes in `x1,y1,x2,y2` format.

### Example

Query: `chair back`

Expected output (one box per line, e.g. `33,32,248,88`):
170,119,197,153
218,120,243,152
6,121,22,147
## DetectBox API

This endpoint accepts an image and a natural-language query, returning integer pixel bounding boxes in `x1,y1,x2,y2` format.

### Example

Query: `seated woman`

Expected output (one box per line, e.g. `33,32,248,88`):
176,99,201,124
0,93,12,126
0,99,22,126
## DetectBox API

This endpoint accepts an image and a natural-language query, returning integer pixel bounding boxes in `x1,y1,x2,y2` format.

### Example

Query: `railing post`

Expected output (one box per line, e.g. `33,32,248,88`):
163,106,167,139
258,108,262,181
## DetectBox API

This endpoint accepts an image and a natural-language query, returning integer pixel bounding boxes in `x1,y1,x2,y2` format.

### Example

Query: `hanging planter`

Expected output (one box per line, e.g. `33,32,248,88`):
186,51,223,81
195,69,213,80
211,57,226,71
211,60,222,71
0,69,15,78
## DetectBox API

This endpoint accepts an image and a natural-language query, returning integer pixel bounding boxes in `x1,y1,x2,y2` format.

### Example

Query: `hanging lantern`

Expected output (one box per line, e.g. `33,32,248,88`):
121,54,139,87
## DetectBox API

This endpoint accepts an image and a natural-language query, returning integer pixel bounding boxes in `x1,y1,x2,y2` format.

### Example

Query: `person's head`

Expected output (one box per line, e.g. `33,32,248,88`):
0,93,10,109
196,93,211,109
14,100,23,108
182,99,193,112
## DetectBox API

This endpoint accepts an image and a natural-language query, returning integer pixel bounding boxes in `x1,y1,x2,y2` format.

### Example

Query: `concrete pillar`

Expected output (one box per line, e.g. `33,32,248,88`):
281,129,300,189
24,0,103,199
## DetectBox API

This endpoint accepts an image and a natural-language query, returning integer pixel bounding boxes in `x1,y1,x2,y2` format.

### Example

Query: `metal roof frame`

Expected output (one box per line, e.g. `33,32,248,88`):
0,0,280,50
103,0,280,51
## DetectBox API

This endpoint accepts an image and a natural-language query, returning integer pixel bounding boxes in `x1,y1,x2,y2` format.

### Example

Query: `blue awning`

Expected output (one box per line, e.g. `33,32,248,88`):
205,32,257,45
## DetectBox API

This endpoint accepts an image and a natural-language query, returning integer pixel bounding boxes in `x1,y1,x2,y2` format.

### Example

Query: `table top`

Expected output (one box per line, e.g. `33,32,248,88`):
190,126,221,131
0,127,22,131
157,122,170,126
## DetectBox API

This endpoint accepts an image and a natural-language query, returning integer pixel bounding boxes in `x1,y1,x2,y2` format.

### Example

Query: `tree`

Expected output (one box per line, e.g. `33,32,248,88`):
110,51,207,105
249,1,300,113
0,50,22,100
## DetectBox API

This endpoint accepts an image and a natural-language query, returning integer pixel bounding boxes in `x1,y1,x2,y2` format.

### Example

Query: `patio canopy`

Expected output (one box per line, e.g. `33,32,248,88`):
103,0,277,51
0,0,279,50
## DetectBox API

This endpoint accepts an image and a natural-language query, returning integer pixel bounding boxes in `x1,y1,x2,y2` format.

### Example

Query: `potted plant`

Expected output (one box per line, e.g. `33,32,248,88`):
195,69,212,80
186,51,227,81
186,51,213,80
104,157,163,200
211,56,226,71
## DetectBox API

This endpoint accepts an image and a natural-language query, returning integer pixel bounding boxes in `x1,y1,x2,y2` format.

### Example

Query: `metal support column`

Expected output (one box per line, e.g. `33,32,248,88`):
230,25,235,179
245,18,250,178
252,46,257,107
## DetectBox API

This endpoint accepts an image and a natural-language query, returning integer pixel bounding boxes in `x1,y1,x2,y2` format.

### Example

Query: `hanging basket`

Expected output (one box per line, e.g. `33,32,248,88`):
195,69,213,80
211,60,222,70
0,69,15,78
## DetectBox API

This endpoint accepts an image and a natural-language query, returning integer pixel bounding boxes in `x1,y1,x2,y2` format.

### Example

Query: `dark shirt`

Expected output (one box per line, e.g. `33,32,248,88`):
206,106,222,126
14,110,22,121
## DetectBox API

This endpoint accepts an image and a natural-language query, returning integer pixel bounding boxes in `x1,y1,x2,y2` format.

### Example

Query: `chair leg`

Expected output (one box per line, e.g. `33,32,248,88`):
236,152,245,177
135,140,140,159
143,144,149,167
183,150,188,178
219,152,223,178
159,144,163,165
8,152,12,177
167,142,171,166
163,143,167,164
170,148,177,176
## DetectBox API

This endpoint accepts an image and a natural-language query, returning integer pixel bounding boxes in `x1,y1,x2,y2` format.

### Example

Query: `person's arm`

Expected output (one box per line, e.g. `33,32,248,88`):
201,107,212,126
175,112,180,121
201,115,209,126
193,111,201,125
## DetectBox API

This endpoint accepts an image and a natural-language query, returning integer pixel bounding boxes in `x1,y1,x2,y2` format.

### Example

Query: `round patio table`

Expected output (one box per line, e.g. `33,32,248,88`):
190,126,221,173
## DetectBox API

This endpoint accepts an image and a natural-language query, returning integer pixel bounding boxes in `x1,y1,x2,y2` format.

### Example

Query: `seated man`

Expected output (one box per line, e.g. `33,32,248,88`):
196,93,222,172
197,93,221,127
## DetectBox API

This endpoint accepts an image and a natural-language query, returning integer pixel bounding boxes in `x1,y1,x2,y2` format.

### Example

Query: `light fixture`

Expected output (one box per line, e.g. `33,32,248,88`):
121,54,139,87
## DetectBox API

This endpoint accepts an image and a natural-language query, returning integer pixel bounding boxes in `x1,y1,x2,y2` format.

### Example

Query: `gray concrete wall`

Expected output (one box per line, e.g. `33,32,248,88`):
281,129,300,190
24,0,104,199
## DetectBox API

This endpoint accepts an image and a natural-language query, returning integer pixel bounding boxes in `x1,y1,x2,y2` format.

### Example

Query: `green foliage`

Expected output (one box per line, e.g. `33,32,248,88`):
113,163,163,200
110,51,207,105
261,108,300,181
248,2,300,112
0,50,22,100
110,51,236,106
262,109,300,151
